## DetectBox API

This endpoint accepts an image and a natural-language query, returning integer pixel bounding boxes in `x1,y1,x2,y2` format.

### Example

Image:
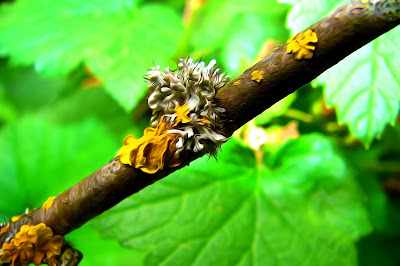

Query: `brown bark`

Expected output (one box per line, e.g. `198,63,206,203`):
216,0,400,135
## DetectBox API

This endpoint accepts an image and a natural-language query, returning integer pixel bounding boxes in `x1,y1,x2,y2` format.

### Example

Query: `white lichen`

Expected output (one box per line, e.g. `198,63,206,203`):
147,58,229,155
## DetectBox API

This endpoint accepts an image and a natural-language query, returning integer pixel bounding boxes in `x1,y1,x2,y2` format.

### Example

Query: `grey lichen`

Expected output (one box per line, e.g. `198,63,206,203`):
147,58,229,155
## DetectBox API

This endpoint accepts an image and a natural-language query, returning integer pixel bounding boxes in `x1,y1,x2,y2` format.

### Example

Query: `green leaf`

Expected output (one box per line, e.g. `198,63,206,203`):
316,31,400,146
221,14,269,74
254,92,296,125
281,0,400,145
191,0,288,73
93,134,371,265
0,62,67,112
0,83,17,125
41,86,142,141
66,224,145,266
278,0,345,35
0,115,119,216
358,233,400,266
0,1,183,111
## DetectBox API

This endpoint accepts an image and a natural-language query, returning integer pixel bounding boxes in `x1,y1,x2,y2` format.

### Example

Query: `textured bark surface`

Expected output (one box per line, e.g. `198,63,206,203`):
1,1,399,265
216,0,400,135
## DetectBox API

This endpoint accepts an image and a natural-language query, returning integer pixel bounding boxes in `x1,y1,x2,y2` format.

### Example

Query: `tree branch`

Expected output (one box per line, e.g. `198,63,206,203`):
216,0,400,135
0,0,399,265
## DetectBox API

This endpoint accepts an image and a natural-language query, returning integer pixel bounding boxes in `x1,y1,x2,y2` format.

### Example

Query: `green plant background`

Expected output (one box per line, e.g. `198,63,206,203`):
0,0,399,265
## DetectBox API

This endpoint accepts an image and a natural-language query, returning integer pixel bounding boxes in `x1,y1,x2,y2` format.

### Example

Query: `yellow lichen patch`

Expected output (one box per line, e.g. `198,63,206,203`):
117,120,181,174
196,117,212,125
173,104,191,126
42,196,56,211
251,70,264,83
286,29,318,60
11,208,33,222
0,224,9,236
233,79,241,85
11,214,23,222
1,223,64,266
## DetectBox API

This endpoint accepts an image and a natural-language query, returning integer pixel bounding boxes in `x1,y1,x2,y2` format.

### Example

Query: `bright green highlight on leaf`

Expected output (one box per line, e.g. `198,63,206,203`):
0,0,183,112
93,134,371,265
316,31,400,146
0,115,119,215
254,93,297,125
191,0,288,74
67,224,145,266
281,0,400,145
279,0,345,35
0,84,16,124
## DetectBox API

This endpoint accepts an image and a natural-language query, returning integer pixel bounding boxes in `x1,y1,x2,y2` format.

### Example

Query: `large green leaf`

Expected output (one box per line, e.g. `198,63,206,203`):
253,92,296,126
317,31,400,146
41,86,143,141
0,0,183,111
92,134,371,265
0,84,16,125
0,115,119,216
191,0,288,74
0,62,67,112
280,0,400,145
66,224,145,266
279,0,345,34
221,14,270,74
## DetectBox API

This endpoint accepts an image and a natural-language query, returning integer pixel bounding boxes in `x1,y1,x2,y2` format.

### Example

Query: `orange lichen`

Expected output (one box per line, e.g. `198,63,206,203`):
0,224,9,236
173,105,191,126
196,117,212,125
117,120,181,174
11,208,33,222
1,223,64,266
116,105,199,173
286,29,318,60
42,197,56,211
251,70,264,83
11,214,23,223
233,79,241,85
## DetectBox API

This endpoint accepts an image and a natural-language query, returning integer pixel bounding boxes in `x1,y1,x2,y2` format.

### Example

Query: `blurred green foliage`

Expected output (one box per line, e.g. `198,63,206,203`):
0,0,399,265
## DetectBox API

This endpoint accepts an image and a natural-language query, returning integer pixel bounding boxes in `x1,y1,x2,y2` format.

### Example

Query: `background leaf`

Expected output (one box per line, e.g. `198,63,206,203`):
92,135,371,265
281,0,400,145
0,0,183,111
66,224,145,266
278,0,344,34
190,0,288,74
254,93,297,126
0,62,67,112
0,84,16,125
0,115,119,216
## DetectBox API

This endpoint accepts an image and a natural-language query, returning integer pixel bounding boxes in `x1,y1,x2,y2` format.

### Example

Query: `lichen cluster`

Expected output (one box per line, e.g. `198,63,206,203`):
286,29,318,60
117,58,229,173
0,223,63,266
42,197,56,211
251,70,264,83
118,117,181,174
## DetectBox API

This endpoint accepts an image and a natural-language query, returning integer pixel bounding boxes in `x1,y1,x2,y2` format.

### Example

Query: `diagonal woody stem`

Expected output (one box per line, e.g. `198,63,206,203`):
1,0,399,264
215,0,400,135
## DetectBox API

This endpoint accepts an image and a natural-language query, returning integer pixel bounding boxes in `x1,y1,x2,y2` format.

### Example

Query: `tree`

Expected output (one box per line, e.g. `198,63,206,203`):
0,0,399,265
